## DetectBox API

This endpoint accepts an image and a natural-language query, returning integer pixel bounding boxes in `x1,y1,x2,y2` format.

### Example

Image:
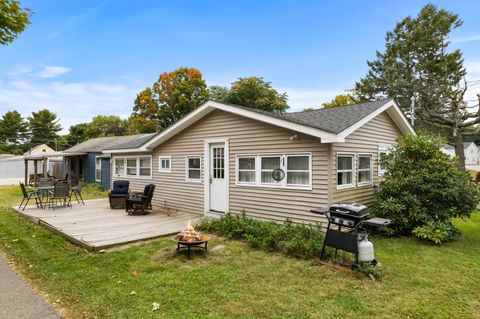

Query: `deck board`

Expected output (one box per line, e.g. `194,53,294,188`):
13,198,201,251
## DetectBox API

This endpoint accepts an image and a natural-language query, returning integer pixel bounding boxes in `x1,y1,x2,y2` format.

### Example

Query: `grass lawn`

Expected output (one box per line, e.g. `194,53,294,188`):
0,185,479,318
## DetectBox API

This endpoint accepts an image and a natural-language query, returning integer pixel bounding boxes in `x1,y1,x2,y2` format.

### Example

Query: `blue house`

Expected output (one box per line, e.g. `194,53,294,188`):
63,133,157,189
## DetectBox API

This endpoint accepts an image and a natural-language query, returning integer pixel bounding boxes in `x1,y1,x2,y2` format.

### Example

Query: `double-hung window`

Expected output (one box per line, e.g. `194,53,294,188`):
115,158,125,176
358,154,372,184
261,156,281,184
159,156,171,173
236,154,311,189
237,156,256,183
186,156,201,182
378,145,392,176
126,158,137,177
113,156,152,178
95,157,101,182
286,155,310,186
139,157,151,177
337,154,354,188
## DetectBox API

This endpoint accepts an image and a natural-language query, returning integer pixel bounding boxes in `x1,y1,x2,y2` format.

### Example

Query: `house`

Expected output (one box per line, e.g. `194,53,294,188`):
0,144,62,186
24,143,55,156
63,134,157,189
441,142,479,165
102,99,415,224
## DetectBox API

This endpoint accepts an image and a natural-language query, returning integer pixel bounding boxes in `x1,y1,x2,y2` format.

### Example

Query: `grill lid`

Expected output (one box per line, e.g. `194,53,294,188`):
329,202,368,216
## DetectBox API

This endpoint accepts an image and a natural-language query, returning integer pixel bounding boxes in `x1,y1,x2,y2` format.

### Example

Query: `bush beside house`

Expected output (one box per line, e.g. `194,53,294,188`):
374,134,479,243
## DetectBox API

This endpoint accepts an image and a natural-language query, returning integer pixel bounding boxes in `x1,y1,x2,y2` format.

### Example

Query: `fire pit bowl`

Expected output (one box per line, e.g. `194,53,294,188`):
171,220,210,258
171,234,210,258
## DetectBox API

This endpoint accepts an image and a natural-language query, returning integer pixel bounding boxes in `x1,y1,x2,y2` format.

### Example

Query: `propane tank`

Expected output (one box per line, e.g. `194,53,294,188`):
358,234,375,263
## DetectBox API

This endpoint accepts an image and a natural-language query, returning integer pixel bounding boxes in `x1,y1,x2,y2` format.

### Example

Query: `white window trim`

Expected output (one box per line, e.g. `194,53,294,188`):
236,155,257,185
357,153,373,186
113,155,153,179
158,155,171,173
336,153,355,189
235,153,312,190
378,144,392,177
185,155,202,183
95,156,102,182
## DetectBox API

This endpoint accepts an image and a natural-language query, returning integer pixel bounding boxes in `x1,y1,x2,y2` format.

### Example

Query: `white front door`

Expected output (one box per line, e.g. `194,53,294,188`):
209,143,226,212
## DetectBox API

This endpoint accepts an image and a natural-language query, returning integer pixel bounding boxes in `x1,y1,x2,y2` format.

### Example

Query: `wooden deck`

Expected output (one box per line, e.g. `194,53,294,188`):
13,199,201,251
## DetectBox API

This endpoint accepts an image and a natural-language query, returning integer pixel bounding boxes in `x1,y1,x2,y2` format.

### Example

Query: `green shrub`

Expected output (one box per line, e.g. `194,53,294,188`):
412,221,461,244
82,183,106,196
374,134,479,243
196,213,324,259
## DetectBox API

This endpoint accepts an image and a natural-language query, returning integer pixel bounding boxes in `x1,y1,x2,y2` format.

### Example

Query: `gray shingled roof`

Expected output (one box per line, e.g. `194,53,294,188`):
64,133,157,153
224,99,391,134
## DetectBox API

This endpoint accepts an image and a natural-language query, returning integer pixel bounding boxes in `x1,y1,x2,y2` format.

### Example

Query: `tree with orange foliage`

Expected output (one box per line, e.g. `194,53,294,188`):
129,67,209,133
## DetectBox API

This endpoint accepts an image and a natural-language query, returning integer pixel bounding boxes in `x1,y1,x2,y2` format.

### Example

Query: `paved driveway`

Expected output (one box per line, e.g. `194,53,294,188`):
0,253,60,319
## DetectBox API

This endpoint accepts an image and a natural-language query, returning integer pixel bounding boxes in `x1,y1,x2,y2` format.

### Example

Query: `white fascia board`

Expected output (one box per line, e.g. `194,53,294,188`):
337,99,416,140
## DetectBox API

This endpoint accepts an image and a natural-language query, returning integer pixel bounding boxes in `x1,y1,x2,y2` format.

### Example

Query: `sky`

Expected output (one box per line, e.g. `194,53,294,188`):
1,0,479,133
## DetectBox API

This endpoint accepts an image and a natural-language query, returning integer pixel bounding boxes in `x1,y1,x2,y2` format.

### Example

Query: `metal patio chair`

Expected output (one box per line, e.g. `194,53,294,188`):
46,183,72,210
70,180,85,205
18,182,43,211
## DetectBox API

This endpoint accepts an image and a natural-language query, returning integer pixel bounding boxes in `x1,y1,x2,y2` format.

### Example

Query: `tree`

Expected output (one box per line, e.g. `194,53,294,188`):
218,77,289,113
208,85,230,102
66,123,88,147
354,4,475,168
0,110,28,153
85,115,127,138
375,134,479,244
0,0,31,45
27,109,62,149
130,67,209,133
322,94,358,108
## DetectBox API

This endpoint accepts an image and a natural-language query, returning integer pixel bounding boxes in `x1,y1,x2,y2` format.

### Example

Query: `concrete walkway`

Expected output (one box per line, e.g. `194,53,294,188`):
0,253,60,319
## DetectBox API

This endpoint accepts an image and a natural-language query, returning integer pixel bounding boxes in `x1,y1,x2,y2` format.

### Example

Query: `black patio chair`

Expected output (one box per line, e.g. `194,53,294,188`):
46,183,71,210
108,180,130,208
70,180,85,205
18,182,43,211
126,184,156,215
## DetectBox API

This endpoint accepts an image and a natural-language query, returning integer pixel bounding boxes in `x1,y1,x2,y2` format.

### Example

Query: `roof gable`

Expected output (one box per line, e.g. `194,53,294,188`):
103,99,415,153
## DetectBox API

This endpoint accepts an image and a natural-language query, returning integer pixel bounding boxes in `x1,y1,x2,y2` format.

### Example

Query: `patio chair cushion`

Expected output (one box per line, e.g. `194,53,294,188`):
110,193,129,199
111,180,129,194
143,184,155,196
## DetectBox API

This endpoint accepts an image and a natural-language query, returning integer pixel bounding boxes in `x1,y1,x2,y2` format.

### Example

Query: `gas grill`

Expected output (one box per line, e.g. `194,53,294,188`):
311,202,390,264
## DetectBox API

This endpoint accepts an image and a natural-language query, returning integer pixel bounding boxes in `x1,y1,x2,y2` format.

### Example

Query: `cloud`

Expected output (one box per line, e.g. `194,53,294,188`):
37,66,72,78
451,35,480,43
279,88,345,111
0,76,140,134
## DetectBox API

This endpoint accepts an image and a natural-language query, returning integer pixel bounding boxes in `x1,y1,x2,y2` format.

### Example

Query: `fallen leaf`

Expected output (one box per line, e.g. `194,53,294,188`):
131,271,137,277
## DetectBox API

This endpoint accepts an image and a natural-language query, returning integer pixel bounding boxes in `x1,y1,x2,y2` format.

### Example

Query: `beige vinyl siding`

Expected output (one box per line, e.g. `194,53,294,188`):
112,109,329,225
331,111,401,206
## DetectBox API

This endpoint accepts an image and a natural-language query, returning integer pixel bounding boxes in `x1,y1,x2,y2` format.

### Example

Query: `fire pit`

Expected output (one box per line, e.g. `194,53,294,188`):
171,220,210,258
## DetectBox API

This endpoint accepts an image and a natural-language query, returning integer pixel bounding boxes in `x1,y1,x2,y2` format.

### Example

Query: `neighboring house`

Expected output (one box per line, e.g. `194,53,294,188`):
63,134,157,189
24,144,55,156
441,142,479,165
102,99,415,224
0,144,61,186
